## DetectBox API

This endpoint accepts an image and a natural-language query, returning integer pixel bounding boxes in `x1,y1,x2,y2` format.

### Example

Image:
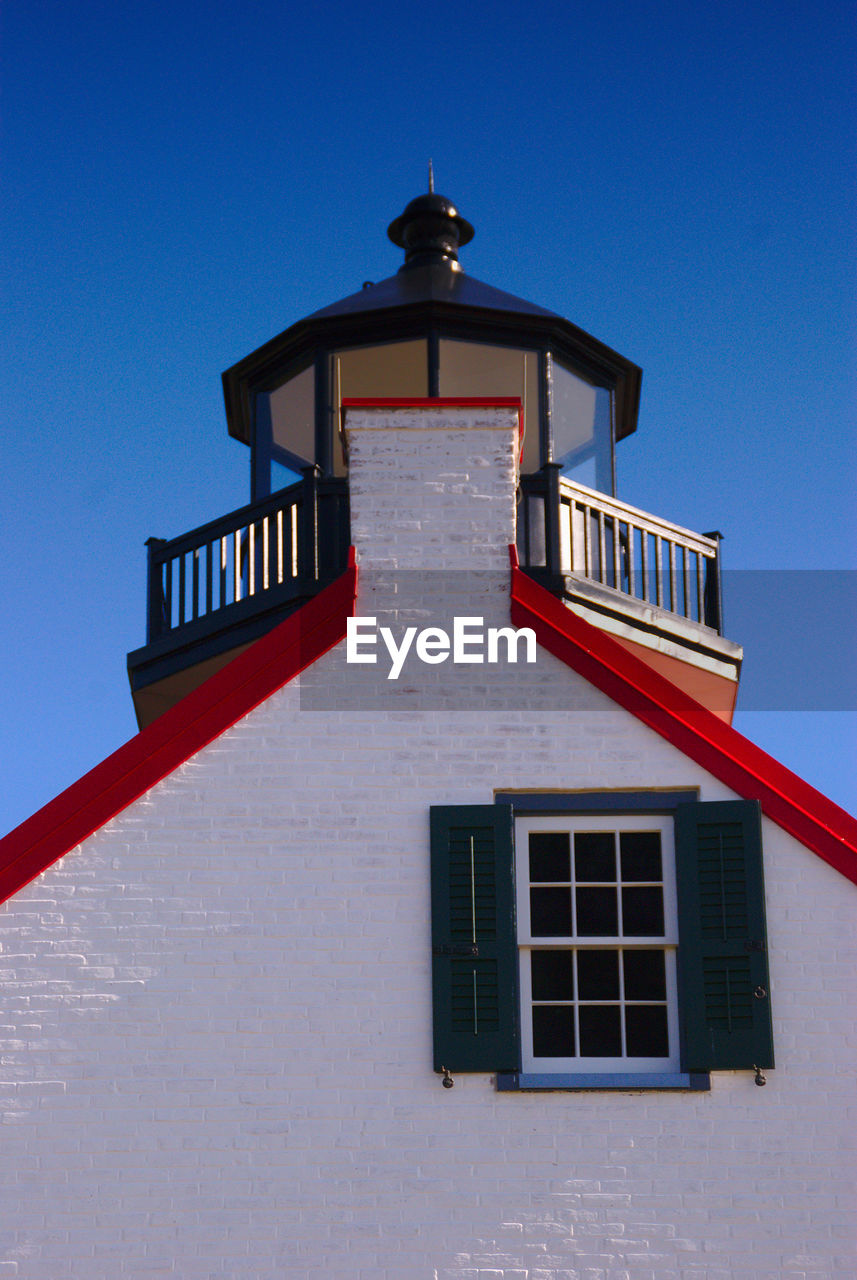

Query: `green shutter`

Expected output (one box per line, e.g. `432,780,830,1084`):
430,804,520,1073
675,800,774,1072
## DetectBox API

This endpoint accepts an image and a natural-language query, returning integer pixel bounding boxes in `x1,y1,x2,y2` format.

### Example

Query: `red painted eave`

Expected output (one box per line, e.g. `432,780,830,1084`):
0,558,358,907
509,548,857,886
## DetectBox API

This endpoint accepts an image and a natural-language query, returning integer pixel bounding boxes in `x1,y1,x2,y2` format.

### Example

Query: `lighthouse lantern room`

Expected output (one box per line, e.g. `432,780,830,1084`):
127,189,741,728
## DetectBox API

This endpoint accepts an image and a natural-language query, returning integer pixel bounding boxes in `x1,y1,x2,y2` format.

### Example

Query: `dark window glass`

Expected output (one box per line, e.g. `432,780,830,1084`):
576,887,618,936
574,832,615,881
531,950,574,1001
529,832,570,882
530,888,572,936
619,831,662,882
623,950,667,1001
625,1005,669,1057
622,887,665,936
533,1005,575,1057
577,949,620,1001
579,1005,622,1056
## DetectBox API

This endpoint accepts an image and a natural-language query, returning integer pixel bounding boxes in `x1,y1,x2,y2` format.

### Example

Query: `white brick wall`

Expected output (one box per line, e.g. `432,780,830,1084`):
1,686,853,1279
0,405,852,1277
345,403,519,570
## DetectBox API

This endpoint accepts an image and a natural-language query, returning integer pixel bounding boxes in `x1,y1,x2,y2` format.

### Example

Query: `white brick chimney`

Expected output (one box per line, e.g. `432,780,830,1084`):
343,401,520,570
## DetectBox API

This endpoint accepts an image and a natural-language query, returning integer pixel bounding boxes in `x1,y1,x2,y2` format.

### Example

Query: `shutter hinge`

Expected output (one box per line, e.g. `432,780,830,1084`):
744,939,766,953
433,943,480,957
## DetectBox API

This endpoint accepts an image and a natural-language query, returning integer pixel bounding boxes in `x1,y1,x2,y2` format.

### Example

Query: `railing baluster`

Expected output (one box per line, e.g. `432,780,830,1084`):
668,540,676,613
683,545,691,618
601,512,608,586
205,541,213,617
583,503,592,577
219,535,227,608
627,524,636,598
248,522,256,597
178,554,186,626
291,503,299,578
277,508,284,584
233,529,241,603
696,553,705,625
164,557,173,631
612,516,621,589
660,532,670,606
191,548,200,620
644,524,652,599
567,497,575,572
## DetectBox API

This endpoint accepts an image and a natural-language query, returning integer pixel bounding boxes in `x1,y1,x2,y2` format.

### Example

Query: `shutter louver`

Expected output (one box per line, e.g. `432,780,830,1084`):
430,805,519,1073
676,800,774,1072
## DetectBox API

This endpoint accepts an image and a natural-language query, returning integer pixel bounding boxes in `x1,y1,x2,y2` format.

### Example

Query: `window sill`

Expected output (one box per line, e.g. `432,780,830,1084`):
496,1071,710,1091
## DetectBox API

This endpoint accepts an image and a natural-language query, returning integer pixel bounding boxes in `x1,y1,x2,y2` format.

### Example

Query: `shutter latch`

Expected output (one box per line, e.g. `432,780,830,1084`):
433,943,480,957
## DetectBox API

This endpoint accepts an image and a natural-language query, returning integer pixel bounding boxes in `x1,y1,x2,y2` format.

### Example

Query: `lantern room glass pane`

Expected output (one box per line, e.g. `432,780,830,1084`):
253,361,316,497
551,358,614,493
438,339,539,473
269,363,316,464
331,340,428,475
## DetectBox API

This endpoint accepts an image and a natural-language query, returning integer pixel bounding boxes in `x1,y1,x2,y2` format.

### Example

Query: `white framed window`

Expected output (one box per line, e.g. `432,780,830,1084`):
515,814,680,1074
430,795,773,1090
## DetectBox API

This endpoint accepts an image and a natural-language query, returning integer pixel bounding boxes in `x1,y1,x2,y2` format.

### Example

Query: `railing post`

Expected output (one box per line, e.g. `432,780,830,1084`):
301,464,321,581
316,475,349,578
145,537,168,643
542,463,563,578
702,531,724,633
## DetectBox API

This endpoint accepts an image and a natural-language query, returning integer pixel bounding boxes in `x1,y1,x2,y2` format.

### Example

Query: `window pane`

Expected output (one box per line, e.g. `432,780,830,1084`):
533,1005,575,1057
529,832,570,882
268,363,316,465
551,359,613,492
577,949,619,1000
625,1005,669,1057
574,832,615,881
623,950,667,1001
531,950,574,1000
620,831,662,882
579,1005,622,1056
530,888,572,936
438,339,540,473
576,887,618,935
622,887,665,936
333,340,428,475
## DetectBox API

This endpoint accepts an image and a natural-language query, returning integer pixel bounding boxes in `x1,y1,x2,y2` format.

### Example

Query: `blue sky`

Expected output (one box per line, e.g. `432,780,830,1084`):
1,0,854,835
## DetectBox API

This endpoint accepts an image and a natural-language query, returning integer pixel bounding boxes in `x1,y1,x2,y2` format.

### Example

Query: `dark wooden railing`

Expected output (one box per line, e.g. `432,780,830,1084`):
145,469,349,644
143,463,720,655
518,466,722,632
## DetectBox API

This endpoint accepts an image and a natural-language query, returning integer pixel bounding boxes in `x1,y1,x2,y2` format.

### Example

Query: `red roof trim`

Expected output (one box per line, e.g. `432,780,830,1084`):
509,548,857,885
0,558,358,906
341,397,522,407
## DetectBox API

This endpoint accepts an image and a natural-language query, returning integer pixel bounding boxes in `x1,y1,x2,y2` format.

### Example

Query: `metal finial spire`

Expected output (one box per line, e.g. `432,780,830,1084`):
428,159,434,193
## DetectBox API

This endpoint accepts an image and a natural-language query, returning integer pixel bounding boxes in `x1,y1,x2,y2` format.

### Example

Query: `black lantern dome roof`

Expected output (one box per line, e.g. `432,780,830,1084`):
305,188,557,322
222,189,641,446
